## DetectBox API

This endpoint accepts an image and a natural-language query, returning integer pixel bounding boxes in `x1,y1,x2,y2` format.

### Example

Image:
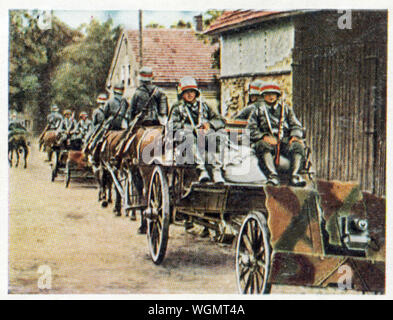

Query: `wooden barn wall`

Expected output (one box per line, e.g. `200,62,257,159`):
293,10,387,196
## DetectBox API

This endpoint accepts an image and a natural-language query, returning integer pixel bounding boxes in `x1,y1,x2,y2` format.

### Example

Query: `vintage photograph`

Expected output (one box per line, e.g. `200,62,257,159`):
7,7,387,295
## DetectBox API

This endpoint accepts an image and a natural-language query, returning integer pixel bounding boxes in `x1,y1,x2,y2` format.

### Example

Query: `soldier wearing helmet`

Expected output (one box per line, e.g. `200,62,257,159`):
75,111,93,147
233,79,264,120
47,105,63,130
247,81,306,187
128,66,168,126
57,109,77,148
167,76,226,184
102,82,128,130
92,93,108,128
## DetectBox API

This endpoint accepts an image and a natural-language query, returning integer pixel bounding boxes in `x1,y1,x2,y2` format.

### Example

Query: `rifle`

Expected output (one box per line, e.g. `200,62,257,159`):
275,93,286,166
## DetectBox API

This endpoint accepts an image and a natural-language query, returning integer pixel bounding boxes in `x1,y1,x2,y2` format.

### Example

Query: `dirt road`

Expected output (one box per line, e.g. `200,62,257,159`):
8,141,358,295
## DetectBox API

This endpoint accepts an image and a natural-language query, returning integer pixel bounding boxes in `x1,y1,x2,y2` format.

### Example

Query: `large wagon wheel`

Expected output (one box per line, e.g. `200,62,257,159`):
236,211,272,294
51,151,59,182
146,165,170,265
64,161,71,188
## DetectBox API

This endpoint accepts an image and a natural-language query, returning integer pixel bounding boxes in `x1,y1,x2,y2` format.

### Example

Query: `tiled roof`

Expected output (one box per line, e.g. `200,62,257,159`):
126,29,219,85
205,10,282,34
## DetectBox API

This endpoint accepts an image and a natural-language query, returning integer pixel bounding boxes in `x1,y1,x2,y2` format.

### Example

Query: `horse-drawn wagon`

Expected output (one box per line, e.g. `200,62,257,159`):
99,118,385,294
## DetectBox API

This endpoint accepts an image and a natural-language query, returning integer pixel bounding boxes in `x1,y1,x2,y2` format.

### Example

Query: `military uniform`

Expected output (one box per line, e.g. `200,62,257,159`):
233,80,264,121
129,84,168,125
167,76,225,184
102,93,127,130
57,110,77,147
247,81,306,187
75,114,93,143
128,66,168,126
47,110,63,130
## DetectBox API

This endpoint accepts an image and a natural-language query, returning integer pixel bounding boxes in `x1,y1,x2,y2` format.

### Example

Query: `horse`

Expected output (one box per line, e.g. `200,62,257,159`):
8,134,29,168
41,130,58,162
92,126,162,233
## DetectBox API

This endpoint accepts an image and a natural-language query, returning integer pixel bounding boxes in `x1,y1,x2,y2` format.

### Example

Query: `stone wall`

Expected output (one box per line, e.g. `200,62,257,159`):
221,73,293,119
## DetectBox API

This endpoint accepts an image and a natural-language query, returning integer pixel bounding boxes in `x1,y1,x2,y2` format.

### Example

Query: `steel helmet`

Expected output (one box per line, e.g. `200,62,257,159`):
139,66,154,82
248,79,264,96
51,105,59,112
178,76,200,98
113,82,125,95
79,111,88,118
260,81,282,96
96,93,108,104
63,109,72,116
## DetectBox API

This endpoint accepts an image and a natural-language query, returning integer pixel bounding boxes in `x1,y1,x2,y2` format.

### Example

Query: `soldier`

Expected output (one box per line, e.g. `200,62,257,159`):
233,80,263,120
87,84,127,154
102,83,128,130
75,111,93,147
167,76,226,184
247,81,306,187
92,93,108,128
128,66,168,125
57,109,77,148
47,105,63,130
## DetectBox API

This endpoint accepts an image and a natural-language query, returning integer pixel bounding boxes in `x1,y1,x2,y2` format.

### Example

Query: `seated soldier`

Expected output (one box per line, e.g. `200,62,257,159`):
74,111,93,149
233,79,264,120
247,81,306,187
56,109,77,149
47,105,63,130
167,76,225,184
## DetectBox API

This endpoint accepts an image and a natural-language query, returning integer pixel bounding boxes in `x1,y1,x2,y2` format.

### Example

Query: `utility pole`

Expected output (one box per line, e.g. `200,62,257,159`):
139,9,143,68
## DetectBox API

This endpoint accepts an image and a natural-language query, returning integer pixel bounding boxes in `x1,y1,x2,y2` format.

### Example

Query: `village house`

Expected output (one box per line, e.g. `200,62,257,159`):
106,28,220,111
205,10,387,196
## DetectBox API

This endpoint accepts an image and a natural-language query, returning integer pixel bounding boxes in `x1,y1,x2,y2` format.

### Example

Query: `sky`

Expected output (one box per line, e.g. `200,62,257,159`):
54,10,203,30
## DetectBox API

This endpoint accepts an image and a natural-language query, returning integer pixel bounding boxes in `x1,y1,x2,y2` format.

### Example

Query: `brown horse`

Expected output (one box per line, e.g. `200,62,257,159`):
95,126,164,232
41,130,58,161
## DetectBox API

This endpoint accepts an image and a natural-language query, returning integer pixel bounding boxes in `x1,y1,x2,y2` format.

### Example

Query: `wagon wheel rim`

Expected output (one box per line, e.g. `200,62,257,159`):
51,151,59,181
236,211,271,294
147,166,170,264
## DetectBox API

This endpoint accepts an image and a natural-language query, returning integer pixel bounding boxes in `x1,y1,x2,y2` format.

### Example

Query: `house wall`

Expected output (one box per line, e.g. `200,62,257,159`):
219,19,294,117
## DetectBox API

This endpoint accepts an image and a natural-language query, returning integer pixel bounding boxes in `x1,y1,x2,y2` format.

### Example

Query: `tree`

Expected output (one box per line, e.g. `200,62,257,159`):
51,18,121,117
170,19,192,29
145,22,165,29
9,10,80,131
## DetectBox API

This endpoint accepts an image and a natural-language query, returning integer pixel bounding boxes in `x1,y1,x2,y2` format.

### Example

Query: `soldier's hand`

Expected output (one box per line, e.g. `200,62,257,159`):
289,136,304,146
263,135,278,145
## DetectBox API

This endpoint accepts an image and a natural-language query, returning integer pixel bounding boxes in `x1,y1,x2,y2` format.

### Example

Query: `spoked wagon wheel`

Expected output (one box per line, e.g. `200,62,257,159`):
236,211,272,294
51,151,59,182
146,165,170,265
64,162,71,188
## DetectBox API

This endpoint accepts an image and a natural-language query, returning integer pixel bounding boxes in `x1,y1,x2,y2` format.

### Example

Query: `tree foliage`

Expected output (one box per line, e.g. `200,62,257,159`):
145,22,165,29
9,10,80,130
51,18,121,116
170,19,192,29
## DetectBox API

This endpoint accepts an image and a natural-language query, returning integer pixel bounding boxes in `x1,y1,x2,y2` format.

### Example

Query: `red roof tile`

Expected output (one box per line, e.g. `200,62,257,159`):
126,29,219,85
205,10,282,34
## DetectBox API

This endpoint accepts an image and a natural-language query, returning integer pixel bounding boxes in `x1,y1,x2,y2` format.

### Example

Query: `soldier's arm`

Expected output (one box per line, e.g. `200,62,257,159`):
247,108,267,143
167,105,183,132
205,103,225,131
286,106,304,138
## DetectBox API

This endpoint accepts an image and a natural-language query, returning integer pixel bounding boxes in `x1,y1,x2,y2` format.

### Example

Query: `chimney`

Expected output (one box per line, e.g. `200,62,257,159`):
194,14,203,32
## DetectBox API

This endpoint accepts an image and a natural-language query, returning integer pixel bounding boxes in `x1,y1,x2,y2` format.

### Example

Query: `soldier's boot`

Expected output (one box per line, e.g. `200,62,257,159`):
212,169,225,184
263,152,280,186
198,169,211,183
290,154,306,187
